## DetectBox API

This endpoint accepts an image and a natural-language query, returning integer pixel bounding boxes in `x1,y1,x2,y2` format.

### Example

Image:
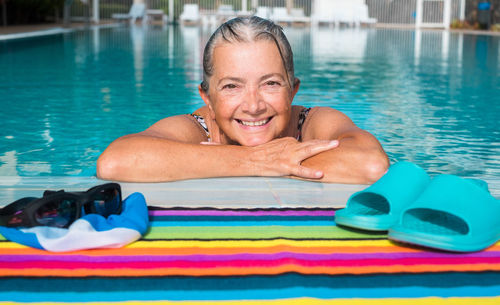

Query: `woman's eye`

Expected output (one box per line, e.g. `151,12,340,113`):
266,81,280,86
222,84,237,90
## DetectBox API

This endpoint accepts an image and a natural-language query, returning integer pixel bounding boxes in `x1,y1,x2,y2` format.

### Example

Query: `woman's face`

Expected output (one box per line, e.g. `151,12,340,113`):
200,40,298,146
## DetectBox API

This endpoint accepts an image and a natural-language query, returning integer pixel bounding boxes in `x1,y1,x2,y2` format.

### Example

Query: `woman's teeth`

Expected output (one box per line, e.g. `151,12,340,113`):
238,118,270,126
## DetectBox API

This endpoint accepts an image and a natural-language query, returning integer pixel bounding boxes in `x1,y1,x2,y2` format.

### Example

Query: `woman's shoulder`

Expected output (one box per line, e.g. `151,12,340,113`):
292,105,344,115
306,106,353,123
140,108,210,143
299,106,357,140
191,106,210,117
293,105,347,124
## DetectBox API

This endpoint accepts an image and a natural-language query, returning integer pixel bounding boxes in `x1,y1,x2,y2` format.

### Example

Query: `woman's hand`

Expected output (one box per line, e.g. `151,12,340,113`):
201,137,339,179
246,137,339,179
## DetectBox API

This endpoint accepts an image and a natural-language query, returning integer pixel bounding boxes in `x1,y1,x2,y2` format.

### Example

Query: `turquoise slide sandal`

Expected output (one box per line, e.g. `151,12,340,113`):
388,175,500,252
335,161,430,231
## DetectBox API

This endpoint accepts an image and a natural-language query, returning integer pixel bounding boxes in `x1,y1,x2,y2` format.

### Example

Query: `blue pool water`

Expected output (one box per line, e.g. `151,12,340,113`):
0,25,499,194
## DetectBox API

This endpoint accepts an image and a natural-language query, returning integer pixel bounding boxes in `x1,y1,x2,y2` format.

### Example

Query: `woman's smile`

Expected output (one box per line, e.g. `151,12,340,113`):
235,116,273,128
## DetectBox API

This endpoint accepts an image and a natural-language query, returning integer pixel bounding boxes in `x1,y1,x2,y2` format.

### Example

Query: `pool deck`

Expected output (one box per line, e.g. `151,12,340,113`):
0,22,120,41
0,176,365,209
1,22,500,40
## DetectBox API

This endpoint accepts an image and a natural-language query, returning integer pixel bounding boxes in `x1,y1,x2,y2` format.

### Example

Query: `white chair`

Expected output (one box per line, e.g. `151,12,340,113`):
146,9,168,25
218,5,235,17
179,4,200,25
112,3,146,24
311,0,336,26
334,3,355,27
354,4,377,26
270,7,293,24
217,4,236,22
290,8,310,24
255,6,271,19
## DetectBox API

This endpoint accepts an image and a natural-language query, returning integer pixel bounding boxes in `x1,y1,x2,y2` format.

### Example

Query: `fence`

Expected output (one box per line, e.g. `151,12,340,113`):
367,0,463,25
68,0,497,27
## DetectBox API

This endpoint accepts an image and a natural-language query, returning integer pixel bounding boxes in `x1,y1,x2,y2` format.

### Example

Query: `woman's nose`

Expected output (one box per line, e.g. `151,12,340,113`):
241,87,266,114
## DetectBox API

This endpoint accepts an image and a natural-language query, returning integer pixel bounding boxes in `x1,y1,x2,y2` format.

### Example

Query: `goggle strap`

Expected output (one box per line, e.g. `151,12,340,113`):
0,197,37,216
0,197,38,227
43,190,65,197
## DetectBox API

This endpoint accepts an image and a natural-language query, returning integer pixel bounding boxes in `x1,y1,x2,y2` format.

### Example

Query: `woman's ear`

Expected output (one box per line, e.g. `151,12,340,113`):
198,84,216,118
291,78,301,99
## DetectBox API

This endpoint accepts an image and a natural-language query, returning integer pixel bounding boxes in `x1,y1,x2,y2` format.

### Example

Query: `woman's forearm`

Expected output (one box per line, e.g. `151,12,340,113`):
300,134,389,184
96,135,253,182
97,135,339,182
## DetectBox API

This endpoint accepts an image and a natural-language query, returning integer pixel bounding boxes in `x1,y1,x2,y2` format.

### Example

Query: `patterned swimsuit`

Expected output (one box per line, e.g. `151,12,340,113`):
190,107,311,142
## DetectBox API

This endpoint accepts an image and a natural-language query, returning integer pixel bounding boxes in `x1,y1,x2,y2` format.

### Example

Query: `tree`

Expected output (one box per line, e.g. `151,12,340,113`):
63,0,73,26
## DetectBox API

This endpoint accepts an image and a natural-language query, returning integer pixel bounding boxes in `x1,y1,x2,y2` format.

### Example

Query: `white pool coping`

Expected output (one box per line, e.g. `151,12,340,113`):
0,23,121,41
0,28,74,41
0,176,365,209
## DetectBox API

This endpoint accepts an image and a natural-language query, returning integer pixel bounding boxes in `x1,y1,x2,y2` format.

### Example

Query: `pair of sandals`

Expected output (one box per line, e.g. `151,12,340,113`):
335,161,500,252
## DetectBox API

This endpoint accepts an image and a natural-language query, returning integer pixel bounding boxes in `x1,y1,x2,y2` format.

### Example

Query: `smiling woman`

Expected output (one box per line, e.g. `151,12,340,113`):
200,40,294,147
96,16,389,183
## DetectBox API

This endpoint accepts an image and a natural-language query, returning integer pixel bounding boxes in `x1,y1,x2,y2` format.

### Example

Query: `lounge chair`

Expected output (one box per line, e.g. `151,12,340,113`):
146,9,168,25
179,4,200,25
312,0,375,27
217,5,236,23
218,5,235,17
112,3,146,24
255,6,271,19
354,4,377,26
290,8,310,24
270,7,293,24
269,7,310,25
311,0,336,26
334,2,355,27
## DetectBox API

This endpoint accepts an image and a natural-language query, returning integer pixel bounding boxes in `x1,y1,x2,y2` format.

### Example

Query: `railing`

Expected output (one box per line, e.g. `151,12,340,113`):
70,0,314,23
68,0,492,27
71,0,134,21
367,0,463,25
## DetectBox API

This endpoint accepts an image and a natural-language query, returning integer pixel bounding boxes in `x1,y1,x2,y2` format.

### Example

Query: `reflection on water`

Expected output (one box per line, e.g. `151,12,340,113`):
0,26,498,195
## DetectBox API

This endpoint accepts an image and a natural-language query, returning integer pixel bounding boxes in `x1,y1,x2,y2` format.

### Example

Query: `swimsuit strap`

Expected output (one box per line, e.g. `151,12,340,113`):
190,113,210,141
296,107,311,141
191,108,311,142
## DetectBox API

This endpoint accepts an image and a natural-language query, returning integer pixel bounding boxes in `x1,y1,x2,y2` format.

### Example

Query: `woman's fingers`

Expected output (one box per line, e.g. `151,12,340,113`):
265,138,339,178
293,140,339,162
291,165,324,179
200,137,339,179
287,140,338,179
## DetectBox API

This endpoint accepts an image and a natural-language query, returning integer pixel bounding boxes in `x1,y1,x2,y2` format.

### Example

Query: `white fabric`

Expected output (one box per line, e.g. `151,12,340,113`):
21,219,141,252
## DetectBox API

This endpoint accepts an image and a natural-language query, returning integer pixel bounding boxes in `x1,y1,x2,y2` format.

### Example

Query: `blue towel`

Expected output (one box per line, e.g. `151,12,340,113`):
0,192,149,252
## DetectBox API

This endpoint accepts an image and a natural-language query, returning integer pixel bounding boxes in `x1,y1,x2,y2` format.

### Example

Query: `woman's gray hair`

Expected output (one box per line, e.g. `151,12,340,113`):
200,16,296,93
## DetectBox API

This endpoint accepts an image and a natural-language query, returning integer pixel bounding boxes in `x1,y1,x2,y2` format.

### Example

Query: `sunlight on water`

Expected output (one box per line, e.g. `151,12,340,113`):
0,25,499,195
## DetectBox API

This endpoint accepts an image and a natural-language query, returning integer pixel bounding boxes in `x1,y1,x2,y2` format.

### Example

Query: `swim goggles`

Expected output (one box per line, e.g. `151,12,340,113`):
0,183,122,228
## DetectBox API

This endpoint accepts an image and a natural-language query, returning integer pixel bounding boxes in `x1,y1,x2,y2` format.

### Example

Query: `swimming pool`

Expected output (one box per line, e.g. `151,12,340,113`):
0,25,499,196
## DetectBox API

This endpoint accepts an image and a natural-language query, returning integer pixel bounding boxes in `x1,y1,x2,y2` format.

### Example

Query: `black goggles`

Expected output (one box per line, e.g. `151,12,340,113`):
0,183,122,228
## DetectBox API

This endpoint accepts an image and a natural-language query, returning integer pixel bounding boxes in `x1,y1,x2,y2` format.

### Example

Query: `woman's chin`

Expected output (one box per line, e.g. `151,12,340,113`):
238,136,272,147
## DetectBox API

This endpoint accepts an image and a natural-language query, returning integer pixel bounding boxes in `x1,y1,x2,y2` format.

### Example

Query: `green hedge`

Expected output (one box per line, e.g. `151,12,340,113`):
3,0,65,24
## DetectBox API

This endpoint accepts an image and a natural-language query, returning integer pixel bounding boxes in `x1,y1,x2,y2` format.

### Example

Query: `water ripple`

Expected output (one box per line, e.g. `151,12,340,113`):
0,27,499,196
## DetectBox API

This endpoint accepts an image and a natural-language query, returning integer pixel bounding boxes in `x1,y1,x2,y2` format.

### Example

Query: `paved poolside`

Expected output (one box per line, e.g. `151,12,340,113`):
0,22,117,40
1,22,500,37
0,21,119,35
0,176,365,208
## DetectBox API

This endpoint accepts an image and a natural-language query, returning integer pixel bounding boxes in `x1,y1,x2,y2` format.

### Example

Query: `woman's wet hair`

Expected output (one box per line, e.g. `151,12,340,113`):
200,16,296,93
